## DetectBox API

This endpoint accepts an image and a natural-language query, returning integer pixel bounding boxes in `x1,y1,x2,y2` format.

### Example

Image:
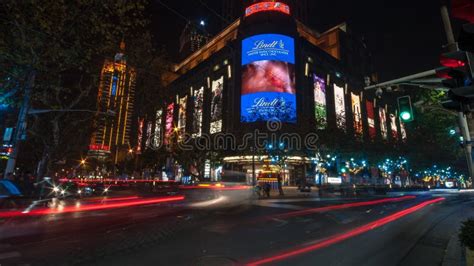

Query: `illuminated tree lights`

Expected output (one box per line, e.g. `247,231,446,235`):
308,153,465,185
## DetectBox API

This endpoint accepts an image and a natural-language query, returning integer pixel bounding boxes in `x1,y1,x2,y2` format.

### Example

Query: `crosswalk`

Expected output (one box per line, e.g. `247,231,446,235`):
0,244,21,262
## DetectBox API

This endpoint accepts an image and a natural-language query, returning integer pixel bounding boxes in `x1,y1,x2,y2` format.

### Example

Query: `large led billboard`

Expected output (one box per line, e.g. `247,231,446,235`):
192,87,204,138
313,75,327,129
242,34,295,65
366,100,376,140
334,84,346,129
210,77,223,134
241,34,296,123
352,93,362,137
379,107,388,140
245,2,290,17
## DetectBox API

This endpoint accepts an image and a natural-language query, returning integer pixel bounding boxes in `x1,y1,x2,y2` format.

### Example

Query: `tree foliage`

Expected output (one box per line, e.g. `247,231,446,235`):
0,0,161,176
402,89,463,171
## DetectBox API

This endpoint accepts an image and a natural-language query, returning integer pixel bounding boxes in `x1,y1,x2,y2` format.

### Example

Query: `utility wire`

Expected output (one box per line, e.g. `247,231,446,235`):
198,0,232,25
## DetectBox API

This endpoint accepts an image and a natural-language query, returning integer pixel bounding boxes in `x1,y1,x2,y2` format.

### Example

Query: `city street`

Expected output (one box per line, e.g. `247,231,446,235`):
2,1,474,266
0,189,472,265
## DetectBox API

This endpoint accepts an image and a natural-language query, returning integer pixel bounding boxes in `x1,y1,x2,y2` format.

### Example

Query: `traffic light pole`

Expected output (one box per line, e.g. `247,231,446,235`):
458,111,474,184
441,5,474,186
363,6,474,187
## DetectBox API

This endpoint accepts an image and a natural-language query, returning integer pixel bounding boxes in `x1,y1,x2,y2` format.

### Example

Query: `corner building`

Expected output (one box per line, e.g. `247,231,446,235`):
153,1,405,184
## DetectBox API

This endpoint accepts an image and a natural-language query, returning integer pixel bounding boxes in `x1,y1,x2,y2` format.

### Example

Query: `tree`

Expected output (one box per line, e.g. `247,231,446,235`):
402,89,463,172
0,0,157,177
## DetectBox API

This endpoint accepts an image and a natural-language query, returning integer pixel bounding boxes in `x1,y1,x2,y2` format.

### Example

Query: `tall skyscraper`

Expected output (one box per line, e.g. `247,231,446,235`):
89,41,136,162
179,21,210,60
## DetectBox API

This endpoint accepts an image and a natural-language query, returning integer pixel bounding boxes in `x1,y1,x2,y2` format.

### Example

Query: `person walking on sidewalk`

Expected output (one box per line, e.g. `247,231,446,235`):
277,173,284,196
263,182,271,198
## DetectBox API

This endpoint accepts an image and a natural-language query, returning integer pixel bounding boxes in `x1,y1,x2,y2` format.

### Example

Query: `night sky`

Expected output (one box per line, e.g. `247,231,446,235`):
150,0,463,81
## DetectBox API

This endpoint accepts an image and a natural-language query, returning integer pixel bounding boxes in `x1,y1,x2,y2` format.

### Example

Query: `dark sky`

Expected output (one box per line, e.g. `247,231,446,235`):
150,0,463,81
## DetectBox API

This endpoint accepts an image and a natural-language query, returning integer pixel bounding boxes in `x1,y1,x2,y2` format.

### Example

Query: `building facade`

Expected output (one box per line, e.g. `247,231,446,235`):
88,41,136,164
147,1,406,184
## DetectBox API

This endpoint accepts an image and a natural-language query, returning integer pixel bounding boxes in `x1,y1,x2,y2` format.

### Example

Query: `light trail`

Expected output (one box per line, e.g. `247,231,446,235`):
246,197,445,266
0,195,185,218
271,195,416,220
81,196,141,203
179,184,252,191
59,178,177,183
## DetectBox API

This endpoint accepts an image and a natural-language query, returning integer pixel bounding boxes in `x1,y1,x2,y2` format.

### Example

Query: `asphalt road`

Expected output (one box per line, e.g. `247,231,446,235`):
0,190,472,266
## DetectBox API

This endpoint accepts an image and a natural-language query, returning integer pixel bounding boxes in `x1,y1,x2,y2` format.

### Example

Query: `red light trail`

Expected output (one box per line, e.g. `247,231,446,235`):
0,195,184,218
59,178,177,184
271,195,416,220
179,184,252,191
82,196,141,203
246,197,445,266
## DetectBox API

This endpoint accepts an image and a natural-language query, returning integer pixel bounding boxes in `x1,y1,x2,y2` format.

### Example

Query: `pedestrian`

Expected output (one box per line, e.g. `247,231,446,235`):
264,182,271,198
24,171,35,197
277,173,284,196
255,183,262,198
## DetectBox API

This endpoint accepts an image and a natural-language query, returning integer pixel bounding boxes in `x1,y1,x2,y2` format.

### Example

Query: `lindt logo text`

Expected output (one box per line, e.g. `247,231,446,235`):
253,97,284,107
253,40,284,50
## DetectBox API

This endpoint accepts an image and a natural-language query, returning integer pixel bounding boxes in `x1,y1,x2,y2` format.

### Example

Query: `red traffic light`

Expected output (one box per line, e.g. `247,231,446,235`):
440,55,466,68
436,68,452,79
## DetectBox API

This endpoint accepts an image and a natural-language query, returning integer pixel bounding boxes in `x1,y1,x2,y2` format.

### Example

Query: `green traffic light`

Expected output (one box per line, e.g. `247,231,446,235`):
398,96,414,122
400,111,412,121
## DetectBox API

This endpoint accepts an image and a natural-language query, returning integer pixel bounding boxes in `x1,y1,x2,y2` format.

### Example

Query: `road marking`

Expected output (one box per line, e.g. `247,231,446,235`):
271,218,289,227
0,251,21,260
253,202,306,210
246,197,445,266
261,198,359,203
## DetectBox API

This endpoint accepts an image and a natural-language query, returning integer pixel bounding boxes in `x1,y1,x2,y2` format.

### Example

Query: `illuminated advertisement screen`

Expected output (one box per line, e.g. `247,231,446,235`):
245,2,290,17
334,84,346,129
352,93,363,137
400,121,407,140
241,34,296,123
313,75,327,129
192,87,204,137
390,113,398,140
137,118,144,154
366,100,376,140
210,77,223,134
178,96,187,135
242,34,295,65
164,103,174,145
379,107,388,140
154,109,163,148
145,121,152,148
